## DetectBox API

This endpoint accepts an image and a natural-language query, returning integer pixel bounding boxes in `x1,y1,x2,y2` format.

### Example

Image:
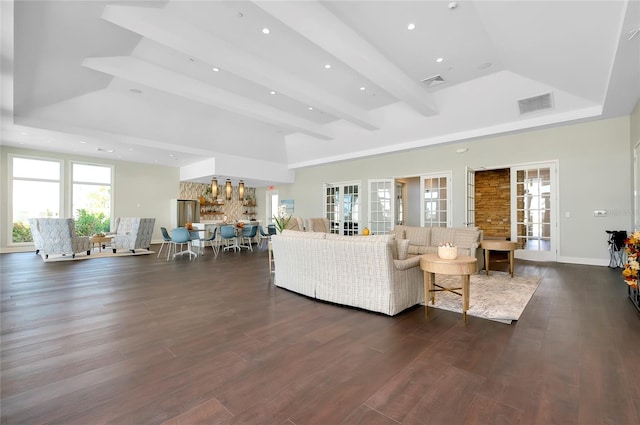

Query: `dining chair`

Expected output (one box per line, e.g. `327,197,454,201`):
201,226,219,257
239,225,258,251
220,225,239,252
258,224,270,249
170,227,196,260
158,227,173,259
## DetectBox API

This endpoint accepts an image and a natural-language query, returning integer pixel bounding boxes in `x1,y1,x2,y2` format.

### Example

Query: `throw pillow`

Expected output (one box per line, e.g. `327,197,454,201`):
396,239,410,260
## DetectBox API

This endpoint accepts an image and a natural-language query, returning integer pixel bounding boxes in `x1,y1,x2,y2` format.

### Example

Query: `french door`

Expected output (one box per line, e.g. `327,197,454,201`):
511,162,557,261
420,172,452,227
368,179,394,235
324,181,360,235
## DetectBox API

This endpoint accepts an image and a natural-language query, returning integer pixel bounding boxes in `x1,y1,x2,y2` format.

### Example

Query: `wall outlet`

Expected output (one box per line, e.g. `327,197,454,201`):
594,209,608,217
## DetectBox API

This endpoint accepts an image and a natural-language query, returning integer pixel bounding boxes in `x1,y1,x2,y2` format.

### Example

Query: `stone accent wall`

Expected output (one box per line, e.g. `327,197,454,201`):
475,169,510,239
178,182,256,222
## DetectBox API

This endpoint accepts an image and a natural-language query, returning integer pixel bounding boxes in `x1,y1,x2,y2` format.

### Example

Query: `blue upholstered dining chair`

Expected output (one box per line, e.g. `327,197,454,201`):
170,227,196,260
258,224,270,249
239,225,258,251
158,227,173,259
200,226,219,257
220,225,239,252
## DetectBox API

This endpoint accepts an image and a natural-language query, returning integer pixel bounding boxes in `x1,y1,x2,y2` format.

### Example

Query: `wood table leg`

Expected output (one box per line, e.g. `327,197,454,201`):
484,249,490,276
509,249,514,277
462,274,470,322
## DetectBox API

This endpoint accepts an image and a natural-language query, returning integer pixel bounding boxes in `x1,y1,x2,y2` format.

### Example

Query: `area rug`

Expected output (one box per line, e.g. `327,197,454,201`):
41,250,154,262
422,271,542,324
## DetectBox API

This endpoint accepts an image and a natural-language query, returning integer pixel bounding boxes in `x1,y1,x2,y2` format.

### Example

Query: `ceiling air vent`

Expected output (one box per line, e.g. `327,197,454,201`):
421,74,446,88
518,93,553,115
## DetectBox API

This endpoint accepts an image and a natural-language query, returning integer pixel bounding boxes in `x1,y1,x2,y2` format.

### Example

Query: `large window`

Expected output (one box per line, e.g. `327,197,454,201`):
72,163,112,235
11,157,62,243
9,156,114,244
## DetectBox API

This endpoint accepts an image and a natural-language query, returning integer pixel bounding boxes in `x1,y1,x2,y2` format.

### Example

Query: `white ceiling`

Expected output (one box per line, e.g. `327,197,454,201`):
1,0,639,187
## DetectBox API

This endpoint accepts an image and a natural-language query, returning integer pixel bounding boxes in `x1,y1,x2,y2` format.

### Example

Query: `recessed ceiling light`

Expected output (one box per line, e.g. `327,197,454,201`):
169,154,175,158
456,147,468,154
360,86,366,91
262,28,270,34
212,67,220,72
79,140,87,144
96,148,115,153
19,131,28,135
436,57,444,63
407,23,416,30
324,64,331,69
308,106,313,110
269,90,276,95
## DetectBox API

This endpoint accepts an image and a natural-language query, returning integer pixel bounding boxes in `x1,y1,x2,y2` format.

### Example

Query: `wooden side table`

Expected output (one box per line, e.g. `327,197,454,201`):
480,239,517,277
420,254,477,322
89,235,114,252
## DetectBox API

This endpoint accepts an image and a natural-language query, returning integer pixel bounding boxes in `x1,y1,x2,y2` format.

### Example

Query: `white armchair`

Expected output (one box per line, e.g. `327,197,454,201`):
111,217,155,253
33,218,91,259
28,218,44,255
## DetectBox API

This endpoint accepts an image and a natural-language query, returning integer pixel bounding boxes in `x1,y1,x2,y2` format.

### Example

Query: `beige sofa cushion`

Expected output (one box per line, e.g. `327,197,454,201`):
396,239,410,260
281,229,326,239
430,227,457,247
454,228,481,250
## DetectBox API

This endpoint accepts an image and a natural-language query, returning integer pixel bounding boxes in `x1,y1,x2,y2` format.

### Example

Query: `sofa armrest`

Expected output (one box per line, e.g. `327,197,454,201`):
393,256,421,270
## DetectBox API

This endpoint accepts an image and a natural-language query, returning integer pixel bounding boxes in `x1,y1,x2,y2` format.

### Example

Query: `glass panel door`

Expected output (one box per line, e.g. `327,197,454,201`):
511,163,557,261
368,179,394,235
342,183,359,236
324,181,360,235
420,173,452,227
465,167,476,228
325,185,340,234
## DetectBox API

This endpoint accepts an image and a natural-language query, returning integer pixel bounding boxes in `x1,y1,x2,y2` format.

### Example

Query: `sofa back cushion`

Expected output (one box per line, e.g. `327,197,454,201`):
453,228,481,250
404,226,431,247
430,227,457,247
281,229,326,239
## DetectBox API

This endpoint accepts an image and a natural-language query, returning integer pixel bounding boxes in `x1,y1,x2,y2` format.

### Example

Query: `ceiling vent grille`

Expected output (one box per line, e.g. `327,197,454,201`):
518,93,554,115
421,74,446,88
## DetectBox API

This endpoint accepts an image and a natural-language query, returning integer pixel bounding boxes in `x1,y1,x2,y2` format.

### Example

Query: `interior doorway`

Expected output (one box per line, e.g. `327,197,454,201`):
471,162,557,262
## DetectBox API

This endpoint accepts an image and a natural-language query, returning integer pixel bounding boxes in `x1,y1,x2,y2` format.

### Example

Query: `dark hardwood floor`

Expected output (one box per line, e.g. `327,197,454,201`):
1,244,639,425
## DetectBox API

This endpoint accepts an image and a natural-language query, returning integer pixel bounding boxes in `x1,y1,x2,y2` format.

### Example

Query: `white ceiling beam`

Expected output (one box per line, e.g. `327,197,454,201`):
82,56,334,141
101,4,379,131
253,0,438,117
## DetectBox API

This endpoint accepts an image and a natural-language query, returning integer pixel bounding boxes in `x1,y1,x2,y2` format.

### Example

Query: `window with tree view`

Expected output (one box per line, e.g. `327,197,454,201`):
72,163,112,236
11,157,61,243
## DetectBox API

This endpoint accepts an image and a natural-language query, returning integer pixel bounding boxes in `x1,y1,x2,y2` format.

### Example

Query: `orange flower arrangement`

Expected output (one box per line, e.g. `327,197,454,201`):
622,230,640,289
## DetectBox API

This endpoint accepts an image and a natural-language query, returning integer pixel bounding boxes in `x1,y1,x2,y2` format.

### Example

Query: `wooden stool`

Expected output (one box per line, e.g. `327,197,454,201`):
480,239,517,277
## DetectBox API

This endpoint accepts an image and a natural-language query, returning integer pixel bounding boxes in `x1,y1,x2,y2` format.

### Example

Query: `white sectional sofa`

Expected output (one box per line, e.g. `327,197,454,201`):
270,230,424,316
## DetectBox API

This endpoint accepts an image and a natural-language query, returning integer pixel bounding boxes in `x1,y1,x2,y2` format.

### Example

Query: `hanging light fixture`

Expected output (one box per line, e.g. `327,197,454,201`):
225,179,232,200
210,178,218,199
238,180,245,201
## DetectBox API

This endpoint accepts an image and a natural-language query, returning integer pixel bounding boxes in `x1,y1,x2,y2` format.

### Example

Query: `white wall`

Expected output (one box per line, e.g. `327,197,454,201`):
0,146,180,252
269,116,632,266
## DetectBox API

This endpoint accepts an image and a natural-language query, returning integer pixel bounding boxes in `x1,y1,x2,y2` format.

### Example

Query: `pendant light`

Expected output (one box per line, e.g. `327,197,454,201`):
211,178,218,199
238,180,245,201
225,179,232,201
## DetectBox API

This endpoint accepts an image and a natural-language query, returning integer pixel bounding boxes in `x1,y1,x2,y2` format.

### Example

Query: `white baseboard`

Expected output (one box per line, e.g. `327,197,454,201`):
556,256,610,267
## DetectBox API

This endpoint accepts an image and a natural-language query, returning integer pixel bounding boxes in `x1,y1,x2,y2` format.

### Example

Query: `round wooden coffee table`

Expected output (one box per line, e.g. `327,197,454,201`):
420,254,477,322
480,239,517,277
